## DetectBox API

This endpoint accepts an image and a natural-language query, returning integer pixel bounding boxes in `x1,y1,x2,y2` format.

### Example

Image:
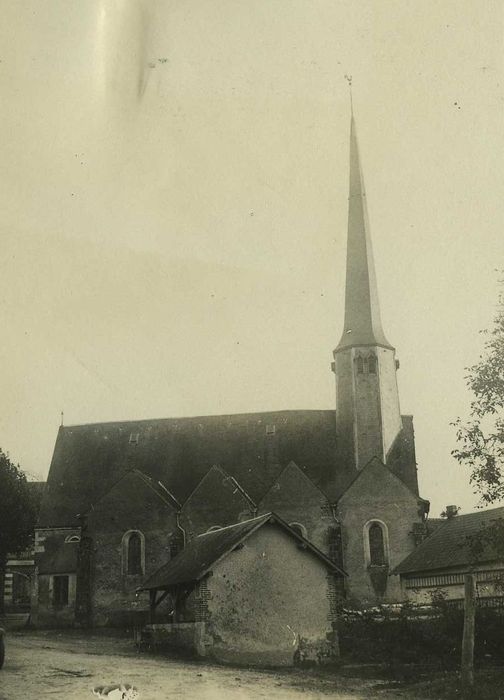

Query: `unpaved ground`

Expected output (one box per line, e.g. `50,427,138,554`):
0,631,397,700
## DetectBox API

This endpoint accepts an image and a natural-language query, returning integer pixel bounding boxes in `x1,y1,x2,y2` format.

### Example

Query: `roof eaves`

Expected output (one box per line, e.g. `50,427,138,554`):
397,557,504,577
337,455,425,505
139,512,346,591
137,513,272,591
133,470,181,510
84,468,177,516
63,408,337,431
194,513,272,582
224,474,257,510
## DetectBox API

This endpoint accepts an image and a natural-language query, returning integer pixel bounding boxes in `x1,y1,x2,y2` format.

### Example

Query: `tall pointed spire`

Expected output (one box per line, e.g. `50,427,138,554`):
332,109,402,470
335,115,392,353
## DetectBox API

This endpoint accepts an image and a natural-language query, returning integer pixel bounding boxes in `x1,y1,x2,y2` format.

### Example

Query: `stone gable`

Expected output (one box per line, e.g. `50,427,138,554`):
337,458,427,604
180,466,255,539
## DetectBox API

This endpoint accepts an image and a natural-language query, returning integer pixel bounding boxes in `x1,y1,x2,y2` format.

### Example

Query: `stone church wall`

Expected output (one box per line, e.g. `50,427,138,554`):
257,462,336,557
86,472,177,626
180,466,254,539
337,459,425,605
334,349,356,468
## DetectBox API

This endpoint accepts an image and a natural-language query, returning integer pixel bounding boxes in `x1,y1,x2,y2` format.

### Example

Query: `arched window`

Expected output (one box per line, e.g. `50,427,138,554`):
368,523,385,564
363,520,389,567
122,530,145,576
289,522,307,539
356,356,364,374
128,533,142,574
367,354,377,374
65,534,80,543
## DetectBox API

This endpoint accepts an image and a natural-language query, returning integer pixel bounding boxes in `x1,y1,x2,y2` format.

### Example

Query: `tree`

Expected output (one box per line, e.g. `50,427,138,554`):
452,300,504,507
452,288,504,690
0,450,37,616
452,298,504,556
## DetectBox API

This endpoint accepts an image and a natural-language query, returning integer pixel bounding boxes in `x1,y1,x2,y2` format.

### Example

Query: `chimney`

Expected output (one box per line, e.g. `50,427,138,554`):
445,505,459,519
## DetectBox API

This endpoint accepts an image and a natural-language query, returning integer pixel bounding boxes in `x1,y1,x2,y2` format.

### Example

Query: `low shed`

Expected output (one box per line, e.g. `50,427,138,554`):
394,507,504,604
139,513,345,666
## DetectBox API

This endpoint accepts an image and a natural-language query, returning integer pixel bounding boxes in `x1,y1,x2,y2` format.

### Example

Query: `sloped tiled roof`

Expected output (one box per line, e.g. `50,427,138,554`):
426,518,445,535
38,411,340,527
386,416,419,495
394,507,504,575
139,513,344,590
38,410,419,528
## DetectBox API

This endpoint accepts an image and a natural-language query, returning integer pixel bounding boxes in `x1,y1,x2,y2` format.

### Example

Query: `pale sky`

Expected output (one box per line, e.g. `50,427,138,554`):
0,0,503,516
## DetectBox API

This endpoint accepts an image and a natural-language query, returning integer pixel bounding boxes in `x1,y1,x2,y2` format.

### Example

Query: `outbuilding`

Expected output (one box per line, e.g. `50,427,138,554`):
139,513,345,667
394,506,504,604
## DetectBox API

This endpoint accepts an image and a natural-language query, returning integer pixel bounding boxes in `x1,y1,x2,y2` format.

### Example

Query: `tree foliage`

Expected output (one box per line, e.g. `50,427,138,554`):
0,449,37,563
452,309,504,505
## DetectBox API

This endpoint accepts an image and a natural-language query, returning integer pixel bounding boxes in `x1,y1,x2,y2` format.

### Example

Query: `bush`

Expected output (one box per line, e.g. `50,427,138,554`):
338,601,504,668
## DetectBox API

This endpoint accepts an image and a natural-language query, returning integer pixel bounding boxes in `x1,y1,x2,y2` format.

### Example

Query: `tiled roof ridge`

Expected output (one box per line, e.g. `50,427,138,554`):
453,505,504,521
132,470,182,510
60,408,336,430
196,512,270,537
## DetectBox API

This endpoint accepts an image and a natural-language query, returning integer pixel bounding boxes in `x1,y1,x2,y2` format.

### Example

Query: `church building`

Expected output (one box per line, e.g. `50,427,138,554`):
33,114,430,628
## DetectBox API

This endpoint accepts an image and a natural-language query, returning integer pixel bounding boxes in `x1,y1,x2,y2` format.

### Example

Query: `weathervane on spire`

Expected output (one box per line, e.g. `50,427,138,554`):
344,74,353,114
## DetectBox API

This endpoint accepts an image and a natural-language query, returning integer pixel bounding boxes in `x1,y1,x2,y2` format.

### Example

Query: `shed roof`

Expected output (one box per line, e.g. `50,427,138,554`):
139,513,345,591
394,506,504,575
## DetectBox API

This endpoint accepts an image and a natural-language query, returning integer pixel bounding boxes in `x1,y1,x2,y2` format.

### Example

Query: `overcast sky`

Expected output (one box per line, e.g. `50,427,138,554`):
0,0,502,516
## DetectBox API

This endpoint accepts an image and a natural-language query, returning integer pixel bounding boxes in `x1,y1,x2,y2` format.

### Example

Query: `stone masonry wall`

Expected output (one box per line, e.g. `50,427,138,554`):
337,459,425,605
257,462,336,557
34,527,80,627
335,346,402,471
87,471,177,626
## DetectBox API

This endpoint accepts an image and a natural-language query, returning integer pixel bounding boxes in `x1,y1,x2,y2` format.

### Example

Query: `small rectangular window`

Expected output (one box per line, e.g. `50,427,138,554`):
129,433,140,444
266,424,276,435
53,575,69,606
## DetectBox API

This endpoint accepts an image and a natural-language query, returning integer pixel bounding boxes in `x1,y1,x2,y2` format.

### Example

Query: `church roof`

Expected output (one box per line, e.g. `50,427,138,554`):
38,409,420,528
139,513,344,591
37,410,342,527
394,506,504,575
335,116,393,352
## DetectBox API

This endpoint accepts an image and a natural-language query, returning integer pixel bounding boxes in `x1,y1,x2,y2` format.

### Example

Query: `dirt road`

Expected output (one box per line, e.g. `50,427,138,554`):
0,630,398,700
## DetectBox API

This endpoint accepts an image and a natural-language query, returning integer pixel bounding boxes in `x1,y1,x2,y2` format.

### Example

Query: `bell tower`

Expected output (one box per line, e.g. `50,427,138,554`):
332,114,402,470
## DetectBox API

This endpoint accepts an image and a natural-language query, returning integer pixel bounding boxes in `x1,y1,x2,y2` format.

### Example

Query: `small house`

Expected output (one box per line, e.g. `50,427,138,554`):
139,513,345,667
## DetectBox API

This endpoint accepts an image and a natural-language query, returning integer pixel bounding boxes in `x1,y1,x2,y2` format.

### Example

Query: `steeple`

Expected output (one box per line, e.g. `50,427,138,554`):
332,112,402,470
335,116,393,353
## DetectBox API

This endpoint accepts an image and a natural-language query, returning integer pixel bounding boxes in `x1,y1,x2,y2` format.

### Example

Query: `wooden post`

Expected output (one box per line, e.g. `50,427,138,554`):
149,590,157,624
461,572,476,687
